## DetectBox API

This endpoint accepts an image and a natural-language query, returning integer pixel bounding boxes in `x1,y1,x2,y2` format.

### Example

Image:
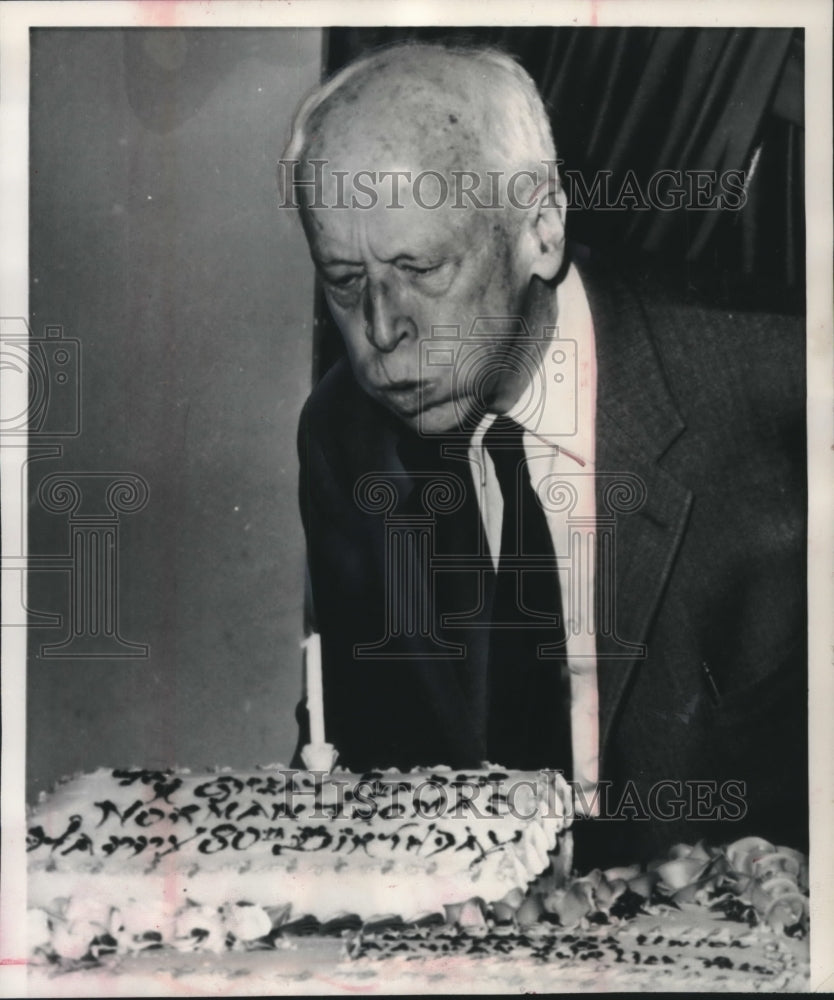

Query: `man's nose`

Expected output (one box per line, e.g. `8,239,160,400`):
363,278,417,353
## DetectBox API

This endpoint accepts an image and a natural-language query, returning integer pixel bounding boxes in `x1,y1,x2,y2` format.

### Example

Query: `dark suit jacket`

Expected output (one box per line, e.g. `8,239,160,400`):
295,257,807,866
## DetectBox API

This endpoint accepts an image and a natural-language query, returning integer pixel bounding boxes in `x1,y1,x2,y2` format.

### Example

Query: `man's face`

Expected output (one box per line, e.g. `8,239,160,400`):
302,180,535,435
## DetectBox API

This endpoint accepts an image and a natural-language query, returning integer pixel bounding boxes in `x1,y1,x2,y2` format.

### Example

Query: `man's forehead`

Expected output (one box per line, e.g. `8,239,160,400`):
307,77,485,175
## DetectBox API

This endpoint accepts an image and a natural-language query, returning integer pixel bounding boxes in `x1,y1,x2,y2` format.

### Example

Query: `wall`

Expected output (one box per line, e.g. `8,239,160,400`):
26,28,322,798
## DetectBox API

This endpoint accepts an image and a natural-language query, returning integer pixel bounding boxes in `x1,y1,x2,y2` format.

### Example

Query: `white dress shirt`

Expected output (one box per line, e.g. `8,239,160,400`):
467,264,599,812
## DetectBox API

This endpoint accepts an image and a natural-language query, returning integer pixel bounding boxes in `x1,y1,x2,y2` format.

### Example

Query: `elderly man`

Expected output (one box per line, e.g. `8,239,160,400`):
284,43,806,865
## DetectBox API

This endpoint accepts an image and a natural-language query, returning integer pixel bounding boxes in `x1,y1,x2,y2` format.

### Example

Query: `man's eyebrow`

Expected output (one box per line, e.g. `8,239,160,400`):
315,251,440,267
314,256,364,268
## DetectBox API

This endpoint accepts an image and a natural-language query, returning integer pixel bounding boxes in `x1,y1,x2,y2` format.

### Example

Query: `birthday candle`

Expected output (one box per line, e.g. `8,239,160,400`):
302,633,325,745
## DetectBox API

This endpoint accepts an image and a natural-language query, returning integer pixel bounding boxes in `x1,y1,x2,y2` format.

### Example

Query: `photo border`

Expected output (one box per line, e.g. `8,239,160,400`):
1,1,831,994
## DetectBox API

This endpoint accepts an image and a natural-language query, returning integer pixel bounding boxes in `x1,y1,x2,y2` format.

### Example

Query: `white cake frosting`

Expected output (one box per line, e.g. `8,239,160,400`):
27,764,573,959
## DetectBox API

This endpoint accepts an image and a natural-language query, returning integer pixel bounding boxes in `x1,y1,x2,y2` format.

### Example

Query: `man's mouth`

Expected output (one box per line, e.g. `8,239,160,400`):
371,378,482,432
378,379,440,416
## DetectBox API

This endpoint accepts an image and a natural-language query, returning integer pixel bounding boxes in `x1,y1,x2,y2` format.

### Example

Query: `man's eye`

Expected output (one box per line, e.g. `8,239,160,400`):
400,262,441,276
325,273,362,289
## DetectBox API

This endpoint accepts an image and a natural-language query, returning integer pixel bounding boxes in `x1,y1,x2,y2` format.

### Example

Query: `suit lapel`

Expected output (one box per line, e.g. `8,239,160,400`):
579,259,694,764
593,411,693,758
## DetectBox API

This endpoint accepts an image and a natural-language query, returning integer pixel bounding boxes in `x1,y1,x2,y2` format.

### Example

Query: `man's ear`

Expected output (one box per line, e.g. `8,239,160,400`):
521,180,567,282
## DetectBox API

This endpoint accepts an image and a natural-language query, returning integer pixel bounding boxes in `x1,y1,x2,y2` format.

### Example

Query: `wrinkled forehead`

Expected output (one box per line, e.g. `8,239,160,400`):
305,67,489,179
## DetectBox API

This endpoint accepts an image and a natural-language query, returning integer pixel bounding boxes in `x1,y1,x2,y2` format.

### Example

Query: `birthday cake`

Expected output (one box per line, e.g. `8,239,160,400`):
26,763,811,993
26,815,810,995
27,763,573,962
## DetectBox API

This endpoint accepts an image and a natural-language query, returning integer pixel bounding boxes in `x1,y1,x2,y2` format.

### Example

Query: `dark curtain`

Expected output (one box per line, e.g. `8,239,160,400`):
314,27,804,375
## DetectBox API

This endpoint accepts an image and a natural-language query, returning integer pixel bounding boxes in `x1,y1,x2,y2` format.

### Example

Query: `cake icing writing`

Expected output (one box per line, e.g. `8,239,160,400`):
28,764,573,959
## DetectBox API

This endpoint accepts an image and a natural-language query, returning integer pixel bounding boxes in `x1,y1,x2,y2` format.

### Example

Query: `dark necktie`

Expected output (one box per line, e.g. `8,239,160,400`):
483,417,572,773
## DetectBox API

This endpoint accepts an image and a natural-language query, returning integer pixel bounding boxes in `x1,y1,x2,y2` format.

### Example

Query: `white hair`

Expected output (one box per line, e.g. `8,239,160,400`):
280,42,558,192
